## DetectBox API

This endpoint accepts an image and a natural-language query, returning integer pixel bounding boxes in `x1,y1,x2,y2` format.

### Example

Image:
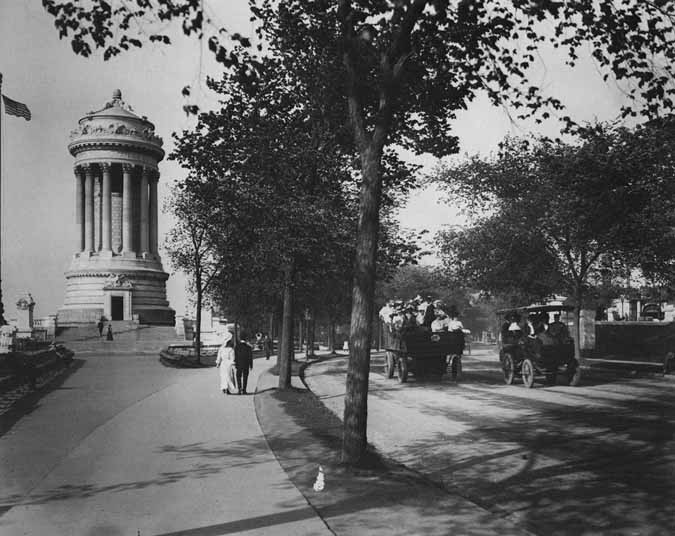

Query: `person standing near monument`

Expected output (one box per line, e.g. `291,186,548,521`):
97,318,104,337
215,331,236,395
106,324,113,341
234,333,254,395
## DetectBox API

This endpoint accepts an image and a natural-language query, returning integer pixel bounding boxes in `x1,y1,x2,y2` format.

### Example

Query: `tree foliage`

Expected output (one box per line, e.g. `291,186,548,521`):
434,122,675,356
44,0,675,464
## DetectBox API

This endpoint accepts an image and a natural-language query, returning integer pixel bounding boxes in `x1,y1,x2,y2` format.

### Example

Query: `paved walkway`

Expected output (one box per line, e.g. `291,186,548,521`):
1,346,540,536
0,353,329,536
304,347,675,535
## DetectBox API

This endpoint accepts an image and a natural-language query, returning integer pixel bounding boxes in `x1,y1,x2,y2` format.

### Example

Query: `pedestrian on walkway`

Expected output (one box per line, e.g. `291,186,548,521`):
235,332,254,394
216,331,237,395
106,324,113,341
97,318,104,337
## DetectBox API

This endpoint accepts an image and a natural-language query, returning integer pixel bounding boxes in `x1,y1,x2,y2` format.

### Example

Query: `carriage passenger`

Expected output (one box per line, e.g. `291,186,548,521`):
536,322,555,346
447,309,464,332
401,306,418,333
431,310,449,332
548,313,570,341
505,314,523,344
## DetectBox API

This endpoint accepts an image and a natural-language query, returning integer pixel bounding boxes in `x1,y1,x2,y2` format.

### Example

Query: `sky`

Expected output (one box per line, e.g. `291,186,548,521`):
0,1,629,320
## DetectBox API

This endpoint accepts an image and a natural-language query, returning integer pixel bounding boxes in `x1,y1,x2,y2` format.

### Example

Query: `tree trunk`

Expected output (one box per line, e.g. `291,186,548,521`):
327,317,336,355
299,318,304,356
195,271,202,364
574,286,583,363
342,145,383,465
307,314,315,358
278,261,295,390
376,319,381,351
269,312,274,340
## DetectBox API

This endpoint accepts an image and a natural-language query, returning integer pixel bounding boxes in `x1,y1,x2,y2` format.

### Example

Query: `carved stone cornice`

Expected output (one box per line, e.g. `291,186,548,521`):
68,139,165,161
65,270,169,282
69,122,163,147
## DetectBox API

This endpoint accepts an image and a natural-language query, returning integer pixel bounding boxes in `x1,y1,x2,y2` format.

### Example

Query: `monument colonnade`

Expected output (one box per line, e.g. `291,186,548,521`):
73,162,159,258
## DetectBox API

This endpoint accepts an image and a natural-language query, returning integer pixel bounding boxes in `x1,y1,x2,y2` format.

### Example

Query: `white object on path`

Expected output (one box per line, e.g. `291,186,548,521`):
313,465,325,492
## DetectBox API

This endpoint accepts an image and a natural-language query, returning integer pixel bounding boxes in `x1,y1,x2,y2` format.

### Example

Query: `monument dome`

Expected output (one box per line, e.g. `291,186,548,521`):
58,90,175,325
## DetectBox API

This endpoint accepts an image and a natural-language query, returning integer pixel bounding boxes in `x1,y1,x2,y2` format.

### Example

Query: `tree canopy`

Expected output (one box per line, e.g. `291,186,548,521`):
43,0,675,464
433,121,675,356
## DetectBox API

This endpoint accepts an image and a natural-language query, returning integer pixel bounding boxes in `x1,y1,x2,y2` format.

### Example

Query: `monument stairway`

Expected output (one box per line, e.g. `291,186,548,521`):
55,324,183,354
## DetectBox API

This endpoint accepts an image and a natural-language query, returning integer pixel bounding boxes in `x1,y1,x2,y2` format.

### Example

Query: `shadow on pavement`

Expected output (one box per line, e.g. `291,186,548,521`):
255,376,530,535
0,359,85,439
0,434,275,509
152,506,319,536
371,377,675,533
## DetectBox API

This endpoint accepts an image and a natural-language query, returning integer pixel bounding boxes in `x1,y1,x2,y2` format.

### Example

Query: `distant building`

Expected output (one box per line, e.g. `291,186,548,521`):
57,90,174,325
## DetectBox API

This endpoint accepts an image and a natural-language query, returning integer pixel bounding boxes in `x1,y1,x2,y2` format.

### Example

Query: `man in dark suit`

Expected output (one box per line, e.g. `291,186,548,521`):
234,333,254,394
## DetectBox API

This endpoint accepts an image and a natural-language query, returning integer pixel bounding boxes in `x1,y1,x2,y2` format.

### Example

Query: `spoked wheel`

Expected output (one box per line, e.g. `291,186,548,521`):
521,358,535,388
397,356,408,383
384,352,395,379
502,353,515,385
567,362,582,386
451,355,462,381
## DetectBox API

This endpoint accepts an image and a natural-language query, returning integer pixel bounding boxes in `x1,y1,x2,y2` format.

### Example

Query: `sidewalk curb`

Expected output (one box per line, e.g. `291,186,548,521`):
254,357,535,536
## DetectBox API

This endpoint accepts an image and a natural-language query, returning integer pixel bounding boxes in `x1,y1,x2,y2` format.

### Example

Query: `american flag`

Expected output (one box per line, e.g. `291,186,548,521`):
2,95,31,121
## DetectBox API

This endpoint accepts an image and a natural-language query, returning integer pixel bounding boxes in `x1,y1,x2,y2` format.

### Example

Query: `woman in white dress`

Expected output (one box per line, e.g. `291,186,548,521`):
216,332,237,395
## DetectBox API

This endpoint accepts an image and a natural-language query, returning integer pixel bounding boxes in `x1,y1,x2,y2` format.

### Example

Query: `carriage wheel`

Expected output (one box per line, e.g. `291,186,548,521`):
545,371,557,386
384,352,395,379
521,358,535,388
397,356,408,383
502,353,515,385
451,355,462,381
567,362,582,386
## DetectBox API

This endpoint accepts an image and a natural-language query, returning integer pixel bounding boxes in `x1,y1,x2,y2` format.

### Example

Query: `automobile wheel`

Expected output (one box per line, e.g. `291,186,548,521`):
451,355,462,381
567,362,582,386
397,356,408,383
521,358,535,388
502,353,515,385
545,371,557,386
384,352,395,379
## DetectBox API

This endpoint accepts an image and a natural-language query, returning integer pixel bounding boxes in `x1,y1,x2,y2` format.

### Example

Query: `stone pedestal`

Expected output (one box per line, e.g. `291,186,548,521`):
0,325,17,354
15,293,35,338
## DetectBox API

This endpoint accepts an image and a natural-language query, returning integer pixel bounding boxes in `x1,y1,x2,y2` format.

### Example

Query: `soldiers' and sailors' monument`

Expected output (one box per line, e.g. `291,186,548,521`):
57,90,174,326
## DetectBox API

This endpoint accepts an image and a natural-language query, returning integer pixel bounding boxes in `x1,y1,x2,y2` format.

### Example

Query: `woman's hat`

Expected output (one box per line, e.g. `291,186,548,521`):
221,331,233,344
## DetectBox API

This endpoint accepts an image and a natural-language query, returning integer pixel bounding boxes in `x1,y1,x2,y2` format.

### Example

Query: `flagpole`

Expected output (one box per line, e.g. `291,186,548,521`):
0,72,5,325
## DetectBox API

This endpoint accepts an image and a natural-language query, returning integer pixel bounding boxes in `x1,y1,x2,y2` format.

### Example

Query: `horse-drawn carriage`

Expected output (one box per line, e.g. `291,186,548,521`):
384,328,465,383
498,304,581,388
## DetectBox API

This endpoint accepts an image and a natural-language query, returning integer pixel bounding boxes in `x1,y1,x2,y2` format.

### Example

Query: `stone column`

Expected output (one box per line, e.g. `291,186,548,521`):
101,162,112,253
84,164,95,253
122,163,134,255
74,167,84,253
140,167,150,255
95,173,102,252
149,173,159,256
